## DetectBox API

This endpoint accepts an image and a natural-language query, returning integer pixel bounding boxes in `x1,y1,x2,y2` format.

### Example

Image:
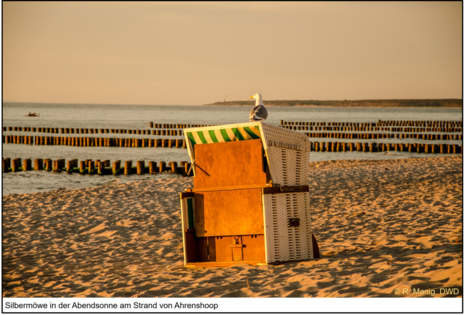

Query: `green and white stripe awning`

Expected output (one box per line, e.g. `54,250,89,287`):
183,122,266,176
186,125,261,145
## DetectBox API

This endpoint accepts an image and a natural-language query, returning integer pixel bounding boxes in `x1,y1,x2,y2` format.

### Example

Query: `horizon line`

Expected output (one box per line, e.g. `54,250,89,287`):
3,97,463,107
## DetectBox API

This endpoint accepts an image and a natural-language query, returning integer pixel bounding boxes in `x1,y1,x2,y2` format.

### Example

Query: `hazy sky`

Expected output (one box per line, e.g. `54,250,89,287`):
3,2,462,105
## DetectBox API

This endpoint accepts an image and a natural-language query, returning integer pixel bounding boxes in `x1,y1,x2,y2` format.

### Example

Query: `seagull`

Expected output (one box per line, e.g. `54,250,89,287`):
249,93,268,122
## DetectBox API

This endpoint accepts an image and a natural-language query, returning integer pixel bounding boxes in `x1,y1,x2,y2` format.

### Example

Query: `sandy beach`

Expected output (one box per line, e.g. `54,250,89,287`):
2,155,462,298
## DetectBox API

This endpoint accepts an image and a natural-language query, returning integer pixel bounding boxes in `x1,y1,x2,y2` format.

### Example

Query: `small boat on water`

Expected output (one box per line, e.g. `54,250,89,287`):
25,112,40,117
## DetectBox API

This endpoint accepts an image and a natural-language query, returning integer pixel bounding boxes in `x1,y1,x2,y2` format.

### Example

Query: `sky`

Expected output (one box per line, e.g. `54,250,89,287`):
2,2,463,105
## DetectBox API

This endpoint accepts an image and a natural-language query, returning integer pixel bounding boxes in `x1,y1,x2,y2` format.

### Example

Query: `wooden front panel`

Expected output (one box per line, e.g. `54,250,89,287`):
194,189,264,237
242,235,266,261
206,237,217,261
211,236,233,262
200,236,265,262
232,236,243,261
193,140,267,189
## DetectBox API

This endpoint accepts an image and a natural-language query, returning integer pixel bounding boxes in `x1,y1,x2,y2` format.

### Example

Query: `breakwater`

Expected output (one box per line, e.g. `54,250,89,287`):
3,158,193,176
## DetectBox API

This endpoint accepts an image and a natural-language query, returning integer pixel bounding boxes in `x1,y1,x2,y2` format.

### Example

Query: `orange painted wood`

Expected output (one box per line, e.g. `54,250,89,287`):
194,189,264,237
206,237,217,261
232,236,243,261
185,261,266,267
193,139,267,190
242,235,266,261
192,184,268,193
193,235,266,263
215,236,236,261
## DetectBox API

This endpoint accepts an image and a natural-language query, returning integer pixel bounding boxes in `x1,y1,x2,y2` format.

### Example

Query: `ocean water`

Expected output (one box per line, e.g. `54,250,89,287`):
2,103,462,195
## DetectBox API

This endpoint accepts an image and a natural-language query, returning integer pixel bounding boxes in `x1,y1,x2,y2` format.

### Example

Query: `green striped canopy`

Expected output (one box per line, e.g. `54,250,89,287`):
186,125,261,145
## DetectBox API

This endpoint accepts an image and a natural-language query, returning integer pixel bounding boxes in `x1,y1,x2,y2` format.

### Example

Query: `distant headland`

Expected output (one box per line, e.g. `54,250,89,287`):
203,99,463,108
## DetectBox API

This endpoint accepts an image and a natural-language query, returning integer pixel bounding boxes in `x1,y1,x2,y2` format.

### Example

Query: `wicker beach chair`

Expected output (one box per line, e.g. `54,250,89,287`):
180,122,319,266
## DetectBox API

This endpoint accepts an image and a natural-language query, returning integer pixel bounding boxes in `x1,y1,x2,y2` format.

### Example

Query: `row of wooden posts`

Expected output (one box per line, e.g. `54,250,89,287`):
150,120,462,132
3,135,187,148
282,125,462,133
3,127,184,136
309,142,462,154
378,120,462,127
3,132,462,148
3,134,463,155
5,123,462,135
2,158,193,176
280,120,462,127
151,120,463,129
1,144,461,175
303,132,462,140
149,123,213,129
7,120,461,135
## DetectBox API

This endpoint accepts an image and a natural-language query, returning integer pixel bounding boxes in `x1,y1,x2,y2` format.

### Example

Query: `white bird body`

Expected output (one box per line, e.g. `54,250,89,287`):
249,93,268,122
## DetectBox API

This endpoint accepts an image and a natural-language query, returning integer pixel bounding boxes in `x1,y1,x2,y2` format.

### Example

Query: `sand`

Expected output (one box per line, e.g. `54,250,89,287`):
2,155,462,298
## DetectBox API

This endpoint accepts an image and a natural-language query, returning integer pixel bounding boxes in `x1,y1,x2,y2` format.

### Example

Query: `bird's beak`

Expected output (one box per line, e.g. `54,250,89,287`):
250,96,254,99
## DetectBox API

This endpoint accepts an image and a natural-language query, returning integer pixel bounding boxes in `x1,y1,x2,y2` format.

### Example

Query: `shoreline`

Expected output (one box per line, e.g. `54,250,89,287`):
202,98,463,108
3,156,462,297
202,104,462,108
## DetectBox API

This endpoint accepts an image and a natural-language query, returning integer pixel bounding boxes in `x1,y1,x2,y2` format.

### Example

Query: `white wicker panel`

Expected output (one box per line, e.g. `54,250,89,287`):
285,150,297,186
263,192,313,263
295,149,309,186
296,193,313,260
267,147,284,186
261,123,311,152
285,194,299,260
275,194,292,261
266,146,309,187
263,194,276,263
260,123,310,187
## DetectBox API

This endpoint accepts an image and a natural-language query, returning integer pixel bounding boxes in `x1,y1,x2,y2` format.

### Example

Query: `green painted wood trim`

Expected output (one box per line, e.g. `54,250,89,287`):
187,198,195,229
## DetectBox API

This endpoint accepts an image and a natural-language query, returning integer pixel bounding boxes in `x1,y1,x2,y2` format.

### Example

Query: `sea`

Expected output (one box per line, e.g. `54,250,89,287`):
2,103,463,195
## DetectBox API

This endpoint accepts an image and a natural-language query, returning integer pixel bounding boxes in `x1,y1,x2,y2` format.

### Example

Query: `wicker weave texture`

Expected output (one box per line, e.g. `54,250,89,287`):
261,123,311,152
263,192,313,263
267,147,309,186
261,123,310,187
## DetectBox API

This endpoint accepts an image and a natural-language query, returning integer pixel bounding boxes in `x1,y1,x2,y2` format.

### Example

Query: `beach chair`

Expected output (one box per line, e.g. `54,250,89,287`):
179,122,320,266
